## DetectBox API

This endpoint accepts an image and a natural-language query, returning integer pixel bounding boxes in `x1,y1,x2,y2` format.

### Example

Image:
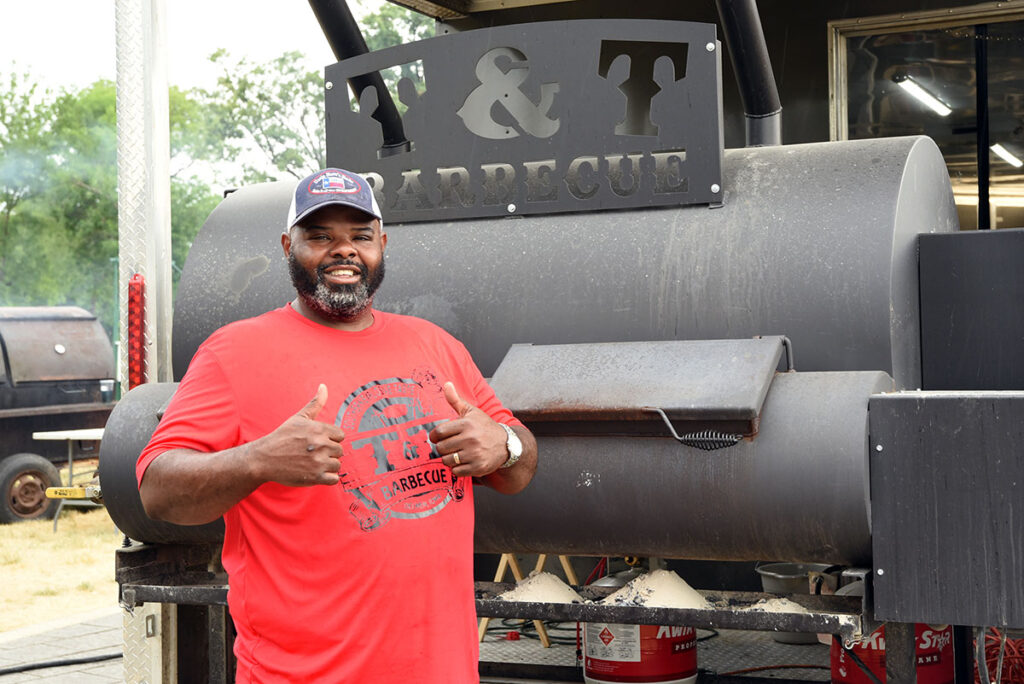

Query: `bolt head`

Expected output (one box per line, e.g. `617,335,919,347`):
706,42,716,52
507,203,516,213
711,184,721,193
875,444,884,452
325,81,334,90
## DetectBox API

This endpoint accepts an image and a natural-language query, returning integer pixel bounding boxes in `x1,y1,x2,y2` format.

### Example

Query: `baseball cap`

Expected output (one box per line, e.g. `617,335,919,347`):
286,168,382,230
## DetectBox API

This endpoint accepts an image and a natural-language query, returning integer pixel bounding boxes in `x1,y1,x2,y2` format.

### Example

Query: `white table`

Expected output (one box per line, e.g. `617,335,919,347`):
33,428,105,530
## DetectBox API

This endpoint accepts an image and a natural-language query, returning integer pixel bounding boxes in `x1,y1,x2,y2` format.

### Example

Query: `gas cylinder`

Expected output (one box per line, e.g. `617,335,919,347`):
830,582,954,684
583,568,698,684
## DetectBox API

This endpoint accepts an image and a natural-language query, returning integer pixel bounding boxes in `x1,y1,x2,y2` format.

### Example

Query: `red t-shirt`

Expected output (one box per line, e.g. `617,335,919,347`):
138,305,518,683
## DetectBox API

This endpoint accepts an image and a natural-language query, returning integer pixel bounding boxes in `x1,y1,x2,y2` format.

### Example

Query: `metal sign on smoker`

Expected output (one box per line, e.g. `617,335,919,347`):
326,19,724,223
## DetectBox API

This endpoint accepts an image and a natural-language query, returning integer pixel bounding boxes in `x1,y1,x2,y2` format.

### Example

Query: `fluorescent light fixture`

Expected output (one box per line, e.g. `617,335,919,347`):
991,143,1024,168
893,75,952,116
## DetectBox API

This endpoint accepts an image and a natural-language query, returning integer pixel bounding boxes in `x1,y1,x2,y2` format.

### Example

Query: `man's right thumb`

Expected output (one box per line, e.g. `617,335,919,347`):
299,383,328,419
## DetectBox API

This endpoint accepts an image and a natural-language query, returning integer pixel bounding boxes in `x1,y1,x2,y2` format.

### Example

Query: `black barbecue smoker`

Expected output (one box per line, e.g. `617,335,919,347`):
99,1,1024,682
0,307,115,522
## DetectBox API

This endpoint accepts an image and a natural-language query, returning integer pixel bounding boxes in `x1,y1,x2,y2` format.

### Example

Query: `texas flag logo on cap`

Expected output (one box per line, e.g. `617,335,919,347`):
309,169,361,195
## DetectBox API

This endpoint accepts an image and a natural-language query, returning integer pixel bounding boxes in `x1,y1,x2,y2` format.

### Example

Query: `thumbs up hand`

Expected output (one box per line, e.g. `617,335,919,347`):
248,384,346,487
429,382,508,476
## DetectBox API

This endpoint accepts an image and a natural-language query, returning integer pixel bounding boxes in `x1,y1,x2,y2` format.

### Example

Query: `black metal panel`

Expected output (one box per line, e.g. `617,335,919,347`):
869,392,1024,627
919,228,1024,391
325,19,723,222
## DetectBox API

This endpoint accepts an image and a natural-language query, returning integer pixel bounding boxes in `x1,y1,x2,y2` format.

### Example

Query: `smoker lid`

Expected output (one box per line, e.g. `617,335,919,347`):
490,336,785,430
0,307,115,384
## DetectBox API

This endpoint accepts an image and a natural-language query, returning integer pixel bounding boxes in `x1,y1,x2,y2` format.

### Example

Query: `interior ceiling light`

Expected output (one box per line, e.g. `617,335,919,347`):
892,74,952,116
991,143,1024,168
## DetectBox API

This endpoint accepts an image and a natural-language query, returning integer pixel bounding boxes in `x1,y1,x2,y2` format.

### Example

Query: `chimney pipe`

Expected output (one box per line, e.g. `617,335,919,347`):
308,0,411,156
715,0,783,146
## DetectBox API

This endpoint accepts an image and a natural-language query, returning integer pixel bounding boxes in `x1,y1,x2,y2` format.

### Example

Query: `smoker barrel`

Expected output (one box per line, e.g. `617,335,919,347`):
171,136,956,389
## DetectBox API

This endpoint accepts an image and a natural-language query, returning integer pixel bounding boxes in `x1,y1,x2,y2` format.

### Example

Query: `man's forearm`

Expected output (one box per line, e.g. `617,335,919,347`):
138,384,348,525
139,446,263,525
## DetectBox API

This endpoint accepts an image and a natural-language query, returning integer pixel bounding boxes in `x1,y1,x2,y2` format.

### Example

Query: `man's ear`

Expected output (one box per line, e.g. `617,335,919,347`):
281,230,291,258
381,231,388,251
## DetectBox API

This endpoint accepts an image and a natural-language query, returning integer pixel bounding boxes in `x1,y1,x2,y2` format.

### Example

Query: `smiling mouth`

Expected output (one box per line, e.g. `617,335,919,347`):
321,263,365,285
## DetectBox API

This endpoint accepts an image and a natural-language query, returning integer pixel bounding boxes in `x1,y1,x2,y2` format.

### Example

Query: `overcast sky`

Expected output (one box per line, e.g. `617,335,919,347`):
0,0,385,91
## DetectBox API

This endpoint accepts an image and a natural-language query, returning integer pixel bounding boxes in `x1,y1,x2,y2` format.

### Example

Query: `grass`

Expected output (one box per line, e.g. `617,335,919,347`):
0,506,123,632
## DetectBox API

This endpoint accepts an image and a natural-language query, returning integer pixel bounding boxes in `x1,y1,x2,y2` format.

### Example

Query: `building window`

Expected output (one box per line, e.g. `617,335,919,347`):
829,5,1024,230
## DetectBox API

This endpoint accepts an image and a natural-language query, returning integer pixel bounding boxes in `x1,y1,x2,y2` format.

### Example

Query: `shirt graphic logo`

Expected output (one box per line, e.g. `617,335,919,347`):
334,373,465,531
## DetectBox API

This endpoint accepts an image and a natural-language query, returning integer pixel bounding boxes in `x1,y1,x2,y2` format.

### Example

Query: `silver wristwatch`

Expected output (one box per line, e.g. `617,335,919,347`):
499,423,523,469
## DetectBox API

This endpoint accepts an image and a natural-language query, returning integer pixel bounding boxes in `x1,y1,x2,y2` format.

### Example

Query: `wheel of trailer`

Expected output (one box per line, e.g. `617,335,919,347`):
0,453,60,523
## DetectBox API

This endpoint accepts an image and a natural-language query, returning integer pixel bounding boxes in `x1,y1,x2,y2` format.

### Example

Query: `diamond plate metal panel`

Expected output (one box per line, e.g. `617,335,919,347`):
122,604,177,684
116,0,146,395
116,0,174,389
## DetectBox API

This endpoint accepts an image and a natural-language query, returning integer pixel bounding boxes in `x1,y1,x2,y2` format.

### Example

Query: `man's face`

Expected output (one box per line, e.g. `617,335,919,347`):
282,204,387,325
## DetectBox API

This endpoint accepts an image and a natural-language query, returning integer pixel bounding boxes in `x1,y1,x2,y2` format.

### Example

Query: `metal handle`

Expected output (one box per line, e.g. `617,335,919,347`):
643,407,743,451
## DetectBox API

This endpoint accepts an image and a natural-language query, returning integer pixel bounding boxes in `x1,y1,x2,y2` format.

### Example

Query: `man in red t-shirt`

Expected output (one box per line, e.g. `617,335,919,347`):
137,168,538,683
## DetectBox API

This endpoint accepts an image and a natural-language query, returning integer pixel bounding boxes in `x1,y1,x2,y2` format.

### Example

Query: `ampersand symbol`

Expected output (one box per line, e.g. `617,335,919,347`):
457,47,560,140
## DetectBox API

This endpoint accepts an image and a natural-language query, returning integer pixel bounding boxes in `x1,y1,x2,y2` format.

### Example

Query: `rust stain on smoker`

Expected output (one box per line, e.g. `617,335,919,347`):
228,256,271,296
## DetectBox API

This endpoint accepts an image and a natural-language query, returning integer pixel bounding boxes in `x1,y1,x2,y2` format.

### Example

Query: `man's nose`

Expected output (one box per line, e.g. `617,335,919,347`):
330,239,358,258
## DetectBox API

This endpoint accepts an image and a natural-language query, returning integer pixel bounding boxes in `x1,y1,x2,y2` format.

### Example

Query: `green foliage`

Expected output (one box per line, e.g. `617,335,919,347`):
359,2,434,52
0,71,54,290
198,49,327,184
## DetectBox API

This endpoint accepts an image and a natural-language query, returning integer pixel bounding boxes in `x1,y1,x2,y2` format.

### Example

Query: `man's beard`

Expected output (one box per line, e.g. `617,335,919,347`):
288,252,385,322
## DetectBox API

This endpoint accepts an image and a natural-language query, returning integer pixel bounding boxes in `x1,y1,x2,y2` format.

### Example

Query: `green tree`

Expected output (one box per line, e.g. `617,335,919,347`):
360,2,434,52
200,50,327,184
0,71,54,291
195,4,433,183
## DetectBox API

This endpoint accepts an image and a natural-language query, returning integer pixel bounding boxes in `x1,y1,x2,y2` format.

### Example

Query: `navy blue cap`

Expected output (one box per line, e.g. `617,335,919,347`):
286,168,382,229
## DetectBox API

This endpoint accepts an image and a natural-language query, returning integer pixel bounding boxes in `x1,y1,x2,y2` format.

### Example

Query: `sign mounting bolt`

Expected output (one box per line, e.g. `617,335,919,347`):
507,203,517,213
326,81,334,90
711,184,721,194
706,42,716,52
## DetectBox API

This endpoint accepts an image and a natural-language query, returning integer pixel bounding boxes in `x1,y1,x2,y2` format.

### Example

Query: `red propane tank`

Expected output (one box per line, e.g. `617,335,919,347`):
583,569,698,684
831,623,954,684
